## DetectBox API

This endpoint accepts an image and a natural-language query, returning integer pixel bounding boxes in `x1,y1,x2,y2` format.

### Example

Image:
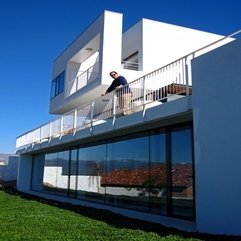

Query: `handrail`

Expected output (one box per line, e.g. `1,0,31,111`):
16,29,241,149
75,61,99,80
67,61,99,97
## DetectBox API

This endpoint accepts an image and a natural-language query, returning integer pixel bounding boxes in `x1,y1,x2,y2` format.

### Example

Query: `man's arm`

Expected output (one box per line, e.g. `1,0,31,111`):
106,81,116,93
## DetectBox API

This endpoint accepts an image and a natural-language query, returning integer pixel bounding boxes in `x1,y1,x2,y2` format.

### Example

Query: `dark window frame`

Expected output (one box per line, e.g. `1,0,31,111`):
50,71,65,99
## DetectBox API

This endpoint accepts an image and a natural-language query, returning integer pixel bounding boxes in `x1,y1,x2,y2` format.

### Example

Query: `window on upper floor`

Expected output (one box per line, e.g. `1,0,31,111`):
50,71,65,99
122,52,139,71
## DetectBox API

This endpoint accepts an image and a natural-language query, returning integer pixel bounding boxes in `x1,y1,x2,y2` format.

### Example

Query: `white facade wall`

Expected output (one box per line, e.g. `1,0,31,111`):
122,21,142,62
192,39,241,236
100,12,123,85
53,15,103,78
142,19,224,73
17,154,32,191
0,155,19,182
120,21,145,82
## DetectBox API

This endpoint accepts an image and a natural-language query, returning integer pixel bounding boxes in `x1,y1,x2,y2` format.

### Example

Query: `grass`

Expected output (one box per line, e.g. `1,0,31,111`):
0,188,240,241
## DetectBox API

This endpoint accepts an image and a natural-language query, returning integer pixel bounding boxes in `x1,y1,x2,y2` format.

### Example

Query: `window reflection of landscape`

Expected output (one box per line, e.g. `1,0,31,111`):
32,124,194,219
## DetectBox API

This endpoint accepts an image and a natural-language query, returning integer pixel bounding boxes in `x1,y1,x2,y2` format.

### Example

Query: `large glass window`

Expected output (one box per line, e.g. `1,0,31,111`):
56,150,69,195
43,152,58,193
171,128,194,217
122,52,139,71
31,153,45,191
77,144,106,202
149,132,167,214
43,150,69,196
105,135,149,211
33,124,194,220
68,149,78,198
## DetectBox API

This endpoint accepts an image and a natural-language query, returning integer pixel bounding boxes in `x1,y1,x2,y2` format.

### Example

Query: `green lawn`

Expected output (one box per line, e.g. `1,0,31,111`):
0,188,239,241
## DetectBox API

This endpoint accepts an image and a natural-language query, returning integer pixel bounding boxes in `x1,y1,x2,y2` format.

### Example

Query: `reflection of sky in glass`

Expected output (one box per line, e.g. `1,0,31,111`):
171,129,192,164
79,144,106,161
44,128,192,166
150,133,166,164
70,149,78,161
45,152,57,161
108,136,149,162
58,150,69,160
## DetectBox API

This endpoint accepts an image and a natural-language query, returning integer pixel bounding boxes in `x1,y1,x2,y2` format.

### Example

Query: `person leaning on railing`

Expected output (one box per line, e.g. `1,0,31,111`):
102,71,133,115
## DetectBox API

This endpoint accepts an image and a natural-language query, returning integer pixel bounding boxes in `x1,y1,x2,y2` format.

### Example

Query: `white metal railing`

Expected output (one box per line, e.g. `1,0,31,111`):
16,30,241,150
15,56,191,150
67,62,99,96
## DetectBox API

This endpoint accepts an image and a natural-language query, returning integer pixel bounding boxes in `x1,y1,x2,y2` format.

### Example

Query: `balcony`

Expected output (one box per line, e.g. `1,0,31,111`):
16,56,192,151
16,31,238,151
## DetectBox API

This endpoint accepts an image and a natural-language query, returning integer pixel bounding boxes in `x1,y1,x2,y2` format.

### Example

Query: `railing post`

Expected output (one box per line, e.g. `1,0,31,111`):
90,101,95,127
185,56,191,96
40,125,43,143
142,76,146,109
49,122,52,141
112,93,117,116
76,76,78,93
67,69,71,97
60,116,63,136
87,69,89,84
74,109,77,131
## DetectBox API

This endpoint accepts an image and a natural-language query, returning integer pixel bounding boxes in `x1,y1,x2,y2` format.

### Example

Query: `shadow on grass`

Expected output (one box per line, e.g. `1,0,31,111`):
2,187,241,241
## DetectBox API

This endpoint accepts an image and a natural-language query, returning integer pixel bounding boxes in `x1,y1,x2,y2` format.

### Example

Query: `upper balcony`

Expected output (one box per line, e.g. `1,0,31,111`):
49,10,230,115
16,29,238,153
65,52,141,98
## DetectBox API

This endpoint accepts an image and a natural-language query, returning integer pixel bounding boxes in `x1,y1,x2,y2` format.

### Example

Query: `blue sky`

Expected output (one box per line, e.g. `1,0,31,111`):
0,0,240,153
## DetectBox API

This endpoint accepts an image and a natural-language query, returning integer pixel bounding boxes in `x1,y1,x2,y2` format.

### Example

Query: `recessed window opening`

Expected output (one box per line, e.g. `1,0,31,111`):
122,51,139,71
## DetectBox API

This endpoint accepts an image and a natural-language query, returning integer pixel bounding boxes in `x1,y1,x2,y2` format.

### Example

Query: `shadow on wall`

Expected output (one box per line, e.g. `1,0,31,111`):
0,155,19,187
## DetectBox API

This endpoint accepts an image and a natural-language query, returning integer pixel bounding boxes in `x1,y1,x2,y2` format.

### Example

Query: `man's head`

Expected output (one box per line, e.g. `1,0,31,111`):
110,71,119,79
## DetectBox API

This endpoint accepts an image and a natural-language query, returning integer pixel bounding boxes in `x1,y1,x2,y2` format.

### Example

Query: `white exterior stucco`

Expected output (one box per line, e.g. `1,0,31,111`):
17,154,32,191
192,39,241,235
0,155,19,182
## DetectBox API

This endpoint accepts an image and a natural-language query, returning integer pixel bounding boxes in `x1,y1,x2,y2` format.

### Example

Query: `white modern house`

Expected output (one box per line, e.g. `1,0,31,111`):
16,11,241,236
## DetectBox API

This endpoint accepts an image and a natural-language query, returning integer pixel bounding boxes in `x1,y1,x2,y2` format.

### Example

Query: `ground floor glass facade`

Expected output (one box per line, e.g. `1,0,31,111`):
31,123,194,219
